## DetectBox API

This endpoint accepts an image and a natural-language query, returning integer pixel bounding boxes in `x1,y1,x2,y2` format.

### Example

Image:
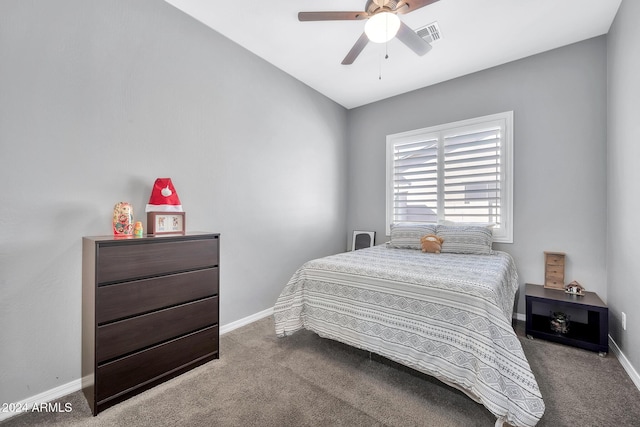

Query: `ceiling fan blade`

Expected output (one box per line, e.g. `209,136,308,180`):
396,21,432,56
298,11,368,21
396,0,440,15
341,32,369,65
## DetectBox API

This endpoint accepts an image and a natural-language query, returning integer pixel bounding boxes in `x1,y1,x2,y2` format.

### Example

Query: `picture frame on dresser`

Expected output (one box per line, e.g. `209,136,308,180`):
147,211,185,235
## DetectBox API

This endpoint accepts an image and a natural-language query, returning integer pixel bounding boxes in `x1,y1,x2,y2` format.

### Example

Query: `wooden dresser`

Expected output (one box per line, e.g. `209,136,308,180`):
82,232,220,415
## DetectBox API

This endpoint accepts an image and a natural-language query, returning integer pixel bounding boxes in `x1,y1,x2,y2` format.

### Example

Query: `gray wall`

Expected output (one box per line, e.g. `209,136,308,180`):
346,37,608,315
607,0,640,374
0,0,347,405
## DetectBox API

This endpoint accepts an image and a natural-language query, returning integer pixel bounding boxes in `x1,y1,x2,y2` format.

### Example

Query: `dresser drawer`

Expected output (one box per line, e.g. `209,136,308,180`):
96,268,218,324
96,237,218,284
96,296,218,363
96,325,218,404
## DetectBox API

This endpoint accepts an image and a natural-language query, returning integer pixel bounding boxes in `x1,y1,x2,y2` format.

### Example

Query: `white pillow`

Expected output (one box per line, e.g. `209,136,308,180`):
436,224,493,255
389,223,437,250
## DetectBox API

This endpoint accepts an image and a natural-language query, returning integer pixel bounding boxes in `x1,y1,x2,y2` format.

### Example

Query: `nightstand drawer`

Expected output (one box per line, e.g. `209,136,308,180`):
97,237,218,284
96,325,218,403
96,296,218,363
96,268,218,324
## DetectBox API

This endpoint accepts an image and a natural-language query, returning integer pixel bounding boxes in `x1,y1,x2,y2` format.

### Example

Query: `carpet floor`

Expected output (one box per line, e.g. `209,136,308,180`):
3,317,640,426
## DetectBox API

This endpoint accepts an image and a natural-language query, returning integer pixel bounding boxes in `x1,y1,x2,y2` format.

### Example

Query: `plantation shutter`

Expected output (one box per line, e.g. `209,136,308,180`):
391,137,439,223
387,112,512,241
442,126,502,227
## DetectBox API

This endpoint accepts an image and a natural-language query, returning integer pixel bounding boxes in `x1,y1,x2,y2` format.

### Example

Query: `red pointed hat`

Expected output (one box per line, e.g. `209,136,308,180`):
145,178,183,212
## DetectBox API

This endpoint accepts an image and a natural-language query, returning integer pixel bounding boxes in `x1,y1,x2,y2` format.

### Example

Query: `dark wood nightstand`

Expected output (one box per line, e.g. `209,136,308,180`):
525,283,608,356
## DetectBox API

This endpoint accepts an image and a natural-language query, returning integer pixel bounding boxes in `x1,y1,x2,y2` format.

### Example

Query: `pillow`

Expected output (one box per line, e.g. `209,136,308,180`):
389,223,437,249
436,224,493,255
438,220,495,229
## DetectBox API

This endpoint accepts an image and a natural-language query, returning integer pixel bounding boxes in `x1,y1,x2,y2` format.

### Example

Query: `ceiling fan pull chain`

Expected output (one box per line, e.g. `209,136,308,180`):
385,13,390,60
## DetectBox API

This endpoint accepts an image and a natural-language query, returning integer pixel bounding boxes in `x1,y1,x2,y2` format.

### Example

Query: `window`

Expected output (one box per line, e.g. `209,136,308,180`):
386,111,513,243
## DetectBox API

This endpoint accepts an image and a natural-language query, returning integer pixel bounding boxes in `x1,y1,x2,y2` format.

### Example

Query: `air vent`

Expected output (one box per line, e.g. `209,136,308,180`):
416,21,441,43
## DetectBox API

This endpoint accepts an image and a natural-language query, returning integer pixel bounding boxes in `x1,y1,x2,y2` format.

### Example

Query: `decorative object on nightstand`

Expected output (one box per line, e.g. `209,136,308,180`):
550,311,570,334
145,178,186,235
544,251,566,290
565,280,585,296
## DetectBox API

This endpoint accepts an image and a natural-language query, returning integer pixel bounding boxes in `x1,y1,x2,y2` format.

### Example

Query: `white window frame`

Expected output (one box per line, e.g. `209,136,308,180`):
386,111,514,243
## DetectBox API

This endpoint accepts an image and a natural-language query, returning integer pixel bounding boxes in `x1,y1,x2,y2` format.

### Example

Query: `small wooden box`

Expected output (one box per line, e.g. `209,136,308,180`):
544,251,566,290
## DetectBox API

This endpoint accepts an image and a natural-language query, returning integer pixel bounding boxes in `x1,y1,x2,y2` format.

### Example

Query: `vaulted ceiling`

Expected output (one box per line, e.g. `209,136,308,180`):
164,0,622,109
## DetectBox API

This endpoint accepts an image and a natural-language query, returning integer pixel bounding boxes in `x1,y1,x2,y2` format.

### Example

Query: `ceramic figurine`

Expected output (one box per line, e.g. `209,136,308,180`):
565,280,585,296
134,221,144,237
113,202,134,235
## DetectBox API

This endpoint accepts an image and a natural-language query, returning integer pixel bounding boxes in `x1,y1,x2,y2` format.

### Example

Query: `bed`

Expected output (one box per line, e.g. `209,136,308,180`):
274,224,545,427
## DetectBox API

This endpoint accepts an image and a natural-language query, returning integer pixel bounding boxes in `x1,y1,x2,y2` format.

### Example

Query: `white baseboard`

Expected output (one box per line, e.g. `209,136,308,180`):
609,335,640,391
220,307,274,335
0,308,275,423
0,378,81,422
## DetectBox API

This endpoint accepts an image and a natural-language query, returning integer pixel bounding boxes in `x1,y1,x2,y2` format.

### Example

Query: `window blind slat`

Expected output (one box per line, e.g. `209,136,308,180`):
445,171,500,181
443,201,501,207
444,154,500,167
394,139,439,150
393,167,437,179
442,214,501,219
444,129,500,145
445,179,499,187
395,152,437,158
444,142,500,155
395,193,438,198
444,190,500,198
394,182,438,189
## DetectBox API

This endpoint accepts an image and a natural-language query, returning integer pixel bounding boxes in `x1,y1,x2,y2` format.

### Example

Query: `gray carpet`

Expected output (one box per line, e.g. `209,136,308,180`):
3,317,640,426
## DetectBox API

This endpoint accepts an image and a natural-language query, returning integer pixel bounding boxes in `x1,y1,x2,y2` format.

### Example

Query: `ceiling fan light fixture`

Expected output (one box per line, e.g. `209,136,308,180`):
364,12,400,43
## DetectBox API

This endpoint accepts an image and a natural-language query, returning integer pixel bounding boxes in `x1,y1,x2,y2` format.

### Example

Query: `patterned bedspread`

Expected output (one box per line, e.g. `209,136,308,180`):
274,245,544,427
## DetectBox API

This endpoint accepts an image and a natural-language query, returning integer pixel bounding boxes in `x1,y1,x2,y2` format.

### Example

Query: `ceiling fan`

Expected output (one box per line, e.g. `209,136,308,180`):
298,0,440,65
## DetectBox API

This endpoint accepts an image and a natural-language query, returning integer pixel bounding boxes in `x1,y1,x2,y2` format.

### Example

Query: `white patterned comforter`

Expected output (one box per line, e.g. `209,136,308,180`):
274,245,544,427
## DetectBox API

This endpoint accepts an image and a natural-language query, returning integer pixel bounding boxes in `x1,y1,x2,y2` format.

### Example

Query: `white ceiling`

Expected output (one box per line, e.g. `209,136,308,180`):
164,0,621,109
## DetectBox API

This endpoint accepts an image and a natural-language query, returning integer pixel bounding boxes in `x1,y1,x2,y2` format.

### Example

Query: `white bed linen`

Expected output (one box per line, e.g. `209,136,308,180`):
274,245,544,427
